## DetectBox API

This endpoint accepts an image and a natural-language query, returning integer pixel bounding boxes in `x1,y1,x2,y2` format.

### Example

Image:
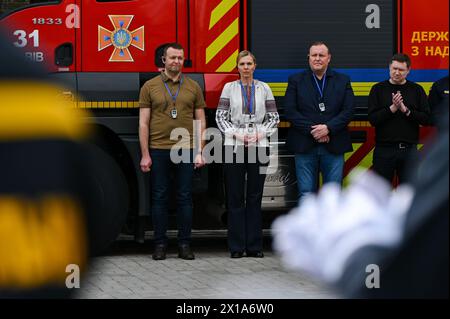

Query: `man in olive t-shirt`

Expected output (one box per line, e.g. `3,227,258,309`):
138,43,206,260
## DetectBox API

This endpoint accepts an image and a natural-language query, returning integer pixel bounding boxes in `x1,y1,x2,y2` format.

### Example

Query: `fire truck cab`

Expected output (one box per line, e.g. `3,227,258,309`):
1,0,447,254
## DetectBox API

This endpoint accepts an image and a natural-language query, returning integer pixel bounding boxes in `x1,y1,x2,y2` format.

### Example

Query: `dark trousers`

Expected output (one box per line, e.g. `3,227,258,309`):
224,146,268,253
150,149,194,246
372,144,418,185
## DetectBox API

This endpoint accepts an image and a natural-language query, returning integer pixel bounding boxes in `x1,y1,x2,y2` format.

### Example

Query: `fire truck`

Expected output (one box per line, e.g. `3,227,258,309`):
1,0,448,254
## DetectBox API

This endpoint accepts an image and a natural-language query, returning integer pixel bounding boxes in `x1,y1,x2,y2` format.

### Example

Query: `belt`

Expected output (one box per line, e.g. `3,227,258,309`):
376,142,417,149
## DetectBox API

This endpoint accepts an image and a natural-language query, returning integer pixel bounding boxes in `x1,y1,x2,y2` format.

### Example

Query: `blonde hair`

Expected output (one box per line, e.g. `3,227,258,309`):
236,50,256,65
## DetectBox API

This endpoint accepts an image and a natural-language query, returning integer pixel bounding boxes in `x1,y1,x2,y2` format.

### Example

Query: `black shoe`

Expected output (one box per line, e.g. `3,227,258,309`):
152,244,167,260
178,244,195,260
246,251,264,258
230,251,244,258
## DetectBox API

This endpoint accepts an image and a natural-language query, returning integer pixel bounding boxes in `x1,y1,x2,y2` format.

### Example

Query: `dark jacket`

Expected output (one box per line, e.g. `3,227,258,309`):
428,75,449,128
284,68,354,154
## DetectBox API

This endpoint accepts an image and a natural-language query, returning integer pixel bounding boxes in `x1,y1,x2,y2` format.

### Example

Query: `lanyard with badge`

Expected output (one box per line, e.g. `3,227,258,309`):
312,73,326,112
239,80,255,133
163,75,183,119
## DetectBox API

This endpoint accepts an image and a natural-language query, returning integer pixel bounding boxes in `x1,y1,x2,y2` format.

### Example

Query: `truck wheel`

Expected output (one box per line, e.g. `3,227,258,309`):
86,144,129,255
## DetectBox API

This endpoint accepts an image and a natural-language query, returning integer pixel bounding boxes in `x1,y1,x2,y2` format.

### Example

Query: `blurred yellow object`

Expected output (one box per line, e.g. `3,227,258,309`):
0,195,87,288
0,80,93,296
0,81,89,141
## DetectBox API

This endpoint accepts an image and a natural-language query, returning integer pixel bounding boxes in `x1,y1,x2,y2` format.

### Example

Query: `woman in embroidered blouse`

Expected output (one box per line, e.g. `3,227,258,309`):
216,50,280,258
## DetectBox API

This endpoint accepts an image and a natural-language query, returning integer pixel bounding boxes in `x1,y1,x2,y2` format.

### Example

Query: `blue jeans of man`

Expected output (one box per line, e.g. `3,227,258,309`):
294,144,344,202
150,149,194,246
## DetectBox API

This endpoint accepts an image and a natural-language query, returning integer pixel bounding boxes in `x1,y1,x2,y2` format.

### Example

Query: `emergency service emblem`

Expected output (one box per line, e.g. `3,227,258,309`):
98,15,144,62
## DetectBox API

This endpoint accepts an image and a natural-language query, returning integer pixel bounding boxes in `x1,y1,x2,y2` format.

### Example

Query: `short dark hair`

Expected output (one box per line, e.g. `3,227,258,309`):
163,43,184,57
309,41,331,55
391,53,411,68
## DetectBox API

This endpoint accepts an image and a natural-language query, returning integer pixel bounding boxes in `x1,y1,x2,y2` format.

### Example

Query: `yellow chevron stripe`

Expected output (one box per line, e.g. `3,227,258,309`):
343,143,424,186
206,18,239,64
343,143,374,186
209,0,239,30
417,82,433,94
344,143,363,162
268,82,434,97
351,146,374,170
216,49,238,72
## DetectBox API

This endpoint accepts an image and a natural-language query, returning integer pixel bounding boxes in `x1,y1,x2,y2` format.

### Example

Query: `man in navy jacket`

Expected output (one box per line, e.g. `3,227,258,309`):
284,41,354,202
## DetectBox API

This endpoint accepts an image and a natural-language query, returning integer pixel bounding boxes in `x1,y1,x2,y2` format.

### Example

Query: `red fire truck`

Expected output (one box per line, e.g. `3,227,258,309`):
1,0,447,253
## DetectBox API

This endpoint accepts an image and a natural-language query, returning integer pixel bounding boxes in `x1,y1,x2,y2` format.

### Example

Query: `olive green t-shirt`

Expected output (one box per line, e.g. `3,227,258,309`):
139,72,206,149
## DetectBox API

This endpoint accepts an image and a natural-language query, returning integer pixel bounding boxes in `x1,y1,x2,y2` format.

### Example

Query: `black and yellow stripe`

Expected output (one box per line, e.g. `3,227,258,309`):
206,0,240,72
268,82,434,97
67,82,434,109
78,101,139,109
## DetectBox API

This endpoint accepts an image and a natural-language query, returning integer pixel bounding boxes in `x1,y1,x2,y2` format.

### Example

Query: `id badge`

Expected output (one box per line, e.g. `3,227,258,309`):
318,102,326,112
247,123,254,134
170,108,178,119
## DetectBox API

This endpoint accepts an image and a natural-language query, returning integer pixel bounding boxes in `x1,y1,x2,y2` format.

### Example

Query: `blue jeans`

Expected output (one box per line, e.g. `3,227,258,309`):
150,149,194,246
294,145,344,202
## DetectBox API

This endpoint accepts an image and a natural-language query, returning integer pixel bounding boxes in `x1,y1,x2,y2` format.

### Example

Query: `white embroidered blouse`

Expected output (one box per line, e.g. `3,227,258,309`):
215,80,279,146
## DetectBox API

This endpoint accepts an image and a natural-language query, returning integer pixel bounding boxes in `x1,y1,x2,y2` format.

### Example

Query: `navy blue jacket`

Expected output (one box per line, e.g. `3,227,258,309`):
284,68,354,154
